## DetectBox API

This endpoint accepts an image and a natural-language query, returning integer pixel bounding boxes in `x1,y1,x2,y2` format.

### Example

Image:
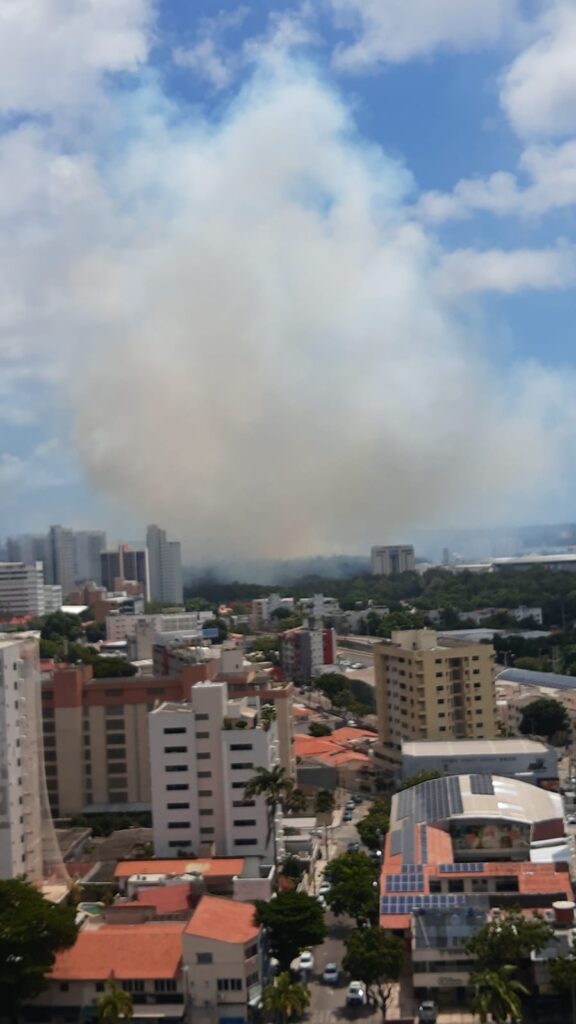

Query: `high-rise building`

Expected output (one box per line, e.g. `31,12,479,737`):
74,530,106,583
100,545,149,598
373,629,496,768
279,625,336,684
149,681,280,858
99,549,122,591
371,544,415,575
146,525,183,604
0,562,45,618
47,525,76,595
0,637,46,880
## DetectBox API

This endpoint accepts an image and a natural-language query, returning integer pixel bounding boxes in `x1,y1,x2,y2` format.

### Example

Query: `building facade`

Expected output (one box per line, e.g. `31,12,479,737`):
0,561,45,617
401,738,558,788
371,545,416,576
374,629,496,766
74,531,106,584
147,525,183,605
279,626,336,684
149,681,280,859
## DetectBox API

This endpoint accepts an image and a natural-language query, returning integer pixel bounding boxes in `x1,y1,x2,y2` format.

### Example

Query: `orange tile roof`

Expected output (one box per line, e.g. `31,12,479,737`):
114,858,244,880
331,727,378,744
322,750,370,767
51,924,184,981
292,706,315,718
293,735,337,758
125,884,193,914
185,895,259,944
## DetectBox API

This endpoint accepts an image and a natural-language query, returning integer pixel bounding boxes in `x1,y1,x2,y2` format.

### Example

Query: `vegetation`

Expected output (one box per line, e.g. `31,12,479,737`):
519,697,570,739
314,790,335,816
254,892,326,970
342,928,405,1021
356,799,390,851
323,851,379,925
97,980,133,1022
399,770,441,790
469,965,528,1023
314,672,372,715
0,879,78,1014
549,937,576,994
201,617,229,642
466,908,553,970
261,973,310,1024
245,765,295,868
284,787,308,814
308,721,332,737
280,855,304,883
68,811,152,836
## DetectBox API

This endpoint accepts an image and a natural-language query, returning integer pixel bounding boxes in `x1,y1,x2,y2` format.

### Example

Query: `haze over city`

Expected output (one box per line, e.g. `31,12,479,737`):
2,2,576,558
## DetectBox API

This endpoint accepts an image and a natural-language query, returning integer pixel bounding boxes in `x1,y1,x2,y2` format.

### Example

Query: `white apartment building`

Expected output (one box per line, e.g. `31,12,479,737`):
250,594,294,630
0,562,45,618
43,585,63,613
371,544,415,575
0,636,44,880
106,611,208,643
299,593,340,620
149,681,280,859
147,525,183,605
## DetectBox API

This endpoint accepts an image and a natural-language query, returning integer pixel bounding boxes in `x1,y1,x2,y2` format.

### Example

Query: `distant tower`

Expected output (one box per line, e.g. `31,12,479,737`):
146,525,183,604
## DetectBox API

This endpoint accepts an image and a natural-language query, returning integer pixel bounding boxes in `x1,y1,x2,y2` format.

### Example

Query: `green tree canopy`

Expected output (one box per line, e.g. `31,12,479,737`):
261,972,310,1024
519,697,570,739
280,855,304,883
356,799,390,851
308,721,332,737
98,980,133,1022
0,879,78,1014
314,790,335,815
466,908,553,970
323,851,379,925
254,893,326,970
469,964,528,1024
245,765,295,869
342,927,404,1021
40,611,84,642
398,770,441,790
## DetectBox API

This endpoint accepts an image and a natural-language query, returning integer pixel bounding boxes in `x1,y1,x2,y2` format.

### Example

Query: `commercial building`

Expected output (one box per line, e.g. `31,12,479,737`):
147,525,183,605
0,561,45,617
374,630,496,766
74,530,106,583
149,681,281,859
493,554,576,572
381,774,572,1006
106,611,208,644
47,524,77,595
371,545,415,576
279,625,336,684
401,739,558,788
43,585,62,613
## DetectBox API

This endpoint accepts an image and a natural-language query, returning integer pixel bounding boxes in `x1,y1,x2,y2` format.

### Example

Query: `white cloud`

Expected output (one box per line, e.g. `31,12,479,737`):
329,0,520,69
501,2,576,137
436,244,576,296
418,140,576,222
174,37,237,91
0,0,151,114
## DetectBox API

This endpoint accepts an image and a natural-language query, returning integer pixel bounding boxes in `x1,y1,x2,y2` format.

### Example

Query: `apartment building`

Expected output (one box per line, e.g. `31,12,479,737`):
299,593,340,621
100,545,150,599
0,561,45,617
371,544,415,575
250,593,294,630
149,681,280,859
0,636,47,880
106,611,208,643
374,629,496,766
279,625,336,684
147,525,183,605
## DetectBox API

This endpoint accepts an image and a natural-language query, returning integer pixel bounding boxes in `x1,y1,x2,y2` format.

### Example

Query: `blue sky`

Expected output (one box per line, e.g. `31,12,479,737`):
2,1,576,557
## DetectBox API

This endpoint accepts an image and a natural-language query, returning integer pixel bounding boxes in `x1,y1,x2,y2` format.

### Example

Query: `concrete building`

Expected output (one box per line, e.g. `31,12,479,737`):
279,625,336,684
374,630,496,767
0,561,45,617
74,530,106,583
250,593,295,631
6,533,49,568
106,611,207,644
100,545,150,599
47,525,76,595
371,544,415,576
401,739,558,788
299,593,340,621
149,681,281,859
147,525,183,605
43,585,62,613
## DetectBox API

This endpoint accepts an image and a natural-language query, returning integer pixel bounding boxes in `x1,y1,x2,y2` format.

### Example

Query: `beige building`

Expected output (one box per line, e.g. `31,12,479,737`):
374,629,496,767
371,544,415,575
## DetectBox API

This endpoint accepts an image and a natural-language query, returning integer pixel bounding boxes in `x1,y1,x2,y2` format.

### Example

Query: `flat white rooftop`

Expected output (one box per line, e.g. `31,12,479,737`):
402,739,550,757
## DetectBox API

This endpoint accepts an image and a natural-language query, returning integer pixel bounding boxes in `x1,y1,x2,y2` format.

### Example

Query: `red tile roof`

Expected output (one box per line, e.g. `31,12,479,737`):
124,884,193,915
294,732,371,767
185,895,259,944
51,924,184,981
331,727,378,744
114,858,245,880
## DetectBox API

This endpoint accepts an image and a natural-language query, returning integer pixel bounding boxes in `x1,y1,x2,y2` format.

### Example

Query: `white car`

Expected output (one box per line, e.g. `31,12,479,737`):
568,815,576,825
418,1000,438,1023
346,981,366,1007
316,894,327,910
318,881,331,896
322,963,339,984
299,950,314,972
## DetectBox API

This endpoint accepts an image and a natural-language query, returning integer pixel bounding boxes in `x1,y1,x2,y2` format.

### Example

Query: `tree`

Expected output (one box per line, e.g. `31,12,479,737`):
323,851,379,925
399,770,441,790
356,799,390,851
0,879,78,1014
342,928,404,1021
466,908,553,970
314,672,352,707
308,721,332,737
549,937,576,994
519,697,570,739
261,972,310,1024
85,621,106,642
202,617,229,642
98,979,133,1022
260,704,277,729
245,765,294,869
314,790,335,816
469,965,528,1023
91,658,137,678
41,611,83,642
254,893,326,970
280,855,304,883
284,786,308,815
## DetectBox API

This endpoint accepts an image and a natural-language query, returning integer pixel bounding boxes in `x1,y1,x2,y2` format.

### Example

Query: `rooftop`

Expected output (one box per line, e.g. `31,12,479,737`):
51,923,184,981
114,858,245,880
402,738,551,757
184,895,259,944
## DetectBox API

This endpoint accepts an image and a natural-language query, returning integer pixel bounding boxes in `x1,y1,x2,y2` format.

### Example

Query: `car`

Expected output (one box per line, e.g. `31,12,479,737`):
342,811,353,823
316,894,327,909
418,1000,438,1023
346,981,366,1007
319,881,331,896
345,800,355,811
352,794,363,805
322,963,339,985
347,841,360,853
352,663,364,670
346,719,357,727
568,815,576,825
299,950,314,972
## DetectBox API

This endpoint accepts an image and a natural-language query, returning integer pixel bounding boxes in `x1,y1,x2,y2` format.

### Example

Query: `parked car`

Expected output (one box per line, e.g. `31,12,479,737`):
418,1000,438,1022
345,799,356,810
319,881,331,896
346,981,366,1007
299,950,314,972
347,841,360,853
352,794,363,804
316,894,327,909
322,963,339,985
346,719,357,727
568,815,576,825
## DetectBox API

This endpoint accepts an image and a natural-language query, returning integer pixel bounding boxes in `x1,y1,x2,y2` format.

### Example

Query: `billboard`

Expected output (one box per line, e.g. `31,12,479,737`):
450,821,530,853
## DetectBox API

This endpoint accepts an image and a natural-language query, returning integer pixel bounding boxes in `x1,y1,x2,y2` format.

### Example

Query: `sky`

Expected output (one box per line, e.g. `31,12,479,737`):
2,0,576,558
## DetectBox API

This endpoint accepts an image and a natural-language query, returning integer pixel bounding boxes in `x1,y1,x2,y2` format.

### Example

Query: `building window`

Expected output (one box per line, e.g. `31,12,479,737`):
167,802,190,810
231,763,254,770
108,763,127,774
234,819,257,827
198,772,212,779
230,744,253,752
197,753,210,760
122,981,145,993
167,783,189,791
199,809,213,816
168,821,191,829
200,827,215,835
59,983,69,992
198,790,212,798
109,792,128,802
154,980,177,993
164,746,188,754
164,727,186,735
231,782,245,789
195,713,209,721
448,880,464,893
108,749,126,760
217,979,243,992
168,840,191,848
96,983,105,993
245,944,258,959
235,839,258,846
196,732,210,739
166,765,187,773
233,800,255,808
197,953,213,964
107,735,126,745
104,690,123,697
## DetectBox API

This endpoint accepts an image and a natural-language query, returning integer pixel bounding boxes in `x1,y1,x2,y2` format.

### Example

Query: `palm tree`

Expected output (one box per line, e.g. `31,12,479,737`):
261,972,311,1024
284,786,308,815
470,965,528,1023
314,789,335,816
97,980,133,1023
260,703,277,729
245,765,292,870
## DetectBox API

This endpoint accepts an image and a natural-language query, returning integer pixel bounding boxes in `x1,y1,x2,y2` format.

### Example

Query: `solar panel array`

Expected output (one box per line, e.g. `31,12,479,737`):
385,875,424,893
389,829,403,857
401,863,424,875
381,894,467,914
498,667,576,693
396,776,463,826
470,774,494,796
439,862,485,874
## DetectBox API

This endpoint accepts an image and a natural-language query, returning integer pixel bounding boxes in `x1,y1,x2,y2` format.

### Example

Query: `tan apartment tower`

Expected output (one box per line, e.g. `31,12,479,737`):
374,629,496,769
